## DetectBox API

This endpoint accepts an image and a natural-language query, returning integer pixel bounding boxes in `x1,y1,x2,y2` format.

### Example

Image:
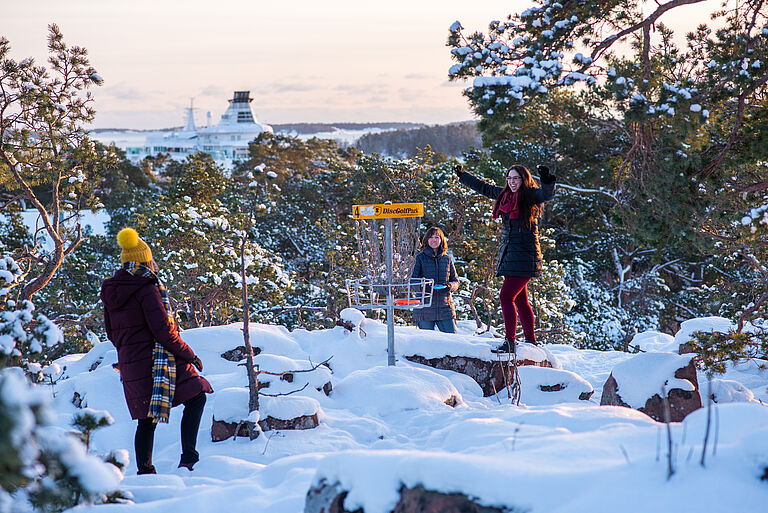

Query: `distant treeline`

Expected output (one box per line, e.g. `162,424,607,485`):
272,122,424,134
353,122,481,157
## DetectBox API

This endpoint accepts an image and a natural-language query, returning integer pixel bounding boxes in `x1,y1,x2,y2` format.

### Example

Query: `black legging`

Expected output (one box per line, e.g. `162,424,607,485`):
135,392,207,473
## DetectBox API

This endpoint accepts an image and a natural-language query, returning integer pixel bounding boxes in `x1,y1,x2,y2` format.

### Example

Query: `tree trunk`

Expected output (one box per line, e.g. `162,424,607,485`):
240,237,259,414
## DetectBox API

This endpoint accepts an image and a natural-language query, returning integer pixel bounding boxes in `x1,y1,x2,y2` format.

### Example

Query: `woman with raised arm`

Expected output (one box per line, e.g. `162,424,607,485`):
455,164,556,352
411,226,460,333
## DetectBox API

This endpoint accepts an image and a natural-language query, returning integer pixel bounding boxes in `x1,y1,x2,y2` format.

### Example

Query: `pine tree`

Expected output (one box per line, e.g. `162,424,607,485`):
0,25,107,301
447,2,768,341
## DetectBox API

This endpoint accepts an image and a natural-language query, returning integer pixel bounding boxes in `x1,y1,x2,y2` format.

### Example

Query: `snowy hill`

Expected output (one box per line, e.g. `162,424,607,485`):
51,315,768,513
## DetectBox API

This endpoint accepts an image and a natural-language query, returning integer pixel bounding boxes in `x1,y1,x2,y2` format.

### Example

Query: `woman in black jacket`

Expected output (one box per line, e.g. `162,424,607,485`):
411,227,460,333
455,164,556,352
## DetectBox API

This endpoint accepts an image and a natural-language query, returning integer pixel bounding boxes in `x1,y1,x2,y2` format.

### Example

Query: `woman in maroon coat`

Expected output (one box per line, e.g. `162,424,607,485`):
101,228,212,474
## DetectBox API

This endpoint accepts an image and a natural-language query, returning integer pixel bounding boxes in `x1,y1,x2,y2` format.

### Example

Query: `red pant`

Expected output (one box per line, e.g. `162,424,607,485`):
499,276,535,342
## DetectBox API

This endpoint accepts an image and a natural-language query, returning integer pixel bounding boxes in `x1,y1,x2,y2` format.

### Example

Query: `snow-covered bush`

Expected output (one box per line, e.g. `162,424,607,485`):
532,231,577,344
564,258,659,350
0,256,65,377
0,369,123,512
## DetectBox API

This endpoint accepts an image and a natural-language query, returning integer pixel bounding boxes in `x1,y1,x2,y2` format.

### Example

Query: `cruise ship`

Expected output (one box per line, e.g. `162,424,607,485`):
124,91,272,168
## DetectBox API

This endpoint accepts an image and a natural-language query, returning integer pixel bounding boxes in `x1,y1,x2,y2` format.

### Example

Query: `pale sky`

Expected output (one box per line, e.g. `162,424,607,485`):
2,0,717,128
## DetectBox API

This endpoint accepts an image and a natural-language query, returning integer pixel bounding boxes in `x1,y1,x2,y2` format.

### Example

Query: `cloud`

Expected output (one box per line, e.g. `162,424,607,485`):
199,85,228,97
398,87,427,103
333,83,388,94
404,73,432,80
99,82,146,102
270,81,322,93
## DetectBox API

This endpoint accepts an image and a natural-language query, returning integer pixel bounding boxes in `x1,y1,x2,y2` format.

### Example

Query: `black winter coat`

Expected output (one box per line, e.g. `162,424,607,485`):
100,270,212,420
459,171,555,278
410,246,459,322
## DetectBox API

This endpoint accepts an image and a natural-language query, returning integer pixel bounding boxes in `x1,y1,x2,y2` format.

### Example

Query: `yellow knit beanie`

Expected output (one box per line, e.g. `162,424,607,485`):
116,227,153,264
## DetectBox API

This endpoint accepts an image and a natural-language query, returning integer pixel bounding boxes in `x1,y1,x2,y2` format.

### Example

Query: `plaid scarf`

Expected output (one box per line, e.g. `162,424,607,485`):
124,262,176,423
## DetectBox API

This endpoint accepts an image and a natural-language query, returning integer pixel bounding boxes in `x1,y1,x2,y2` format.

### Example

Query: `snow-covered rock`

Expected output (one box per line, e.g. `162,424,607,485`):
332,366,462,415
517,366,594,404
709,378,755,404
629,330,676,353
252,353,332,397
601,352,702,421
211,387,322,441
339,307,365,329
674,317,736,352
404,342,560,397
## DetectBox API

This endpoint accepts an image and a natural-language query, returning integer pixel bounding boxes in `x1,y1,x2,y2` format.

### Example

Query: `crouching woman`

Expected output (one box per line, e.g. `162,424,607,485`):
100,228,213,474
411,227,460,333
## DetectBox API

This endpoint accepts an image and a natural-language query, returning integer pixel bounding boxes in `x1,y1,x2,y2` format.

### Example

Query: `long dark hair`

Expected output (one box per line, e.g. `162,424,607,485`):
421,226,447,254
492,165,542,229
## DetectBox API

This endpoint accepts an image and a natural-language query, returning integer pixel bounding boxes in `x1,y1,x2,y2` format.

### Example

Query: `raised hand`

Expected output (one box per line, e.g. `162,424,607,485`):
536,164,556,184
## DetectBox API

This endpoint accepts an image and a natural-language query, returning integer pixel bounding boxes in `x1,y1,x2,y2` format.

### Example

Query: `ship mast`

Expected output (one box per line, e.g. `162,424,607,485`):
183,97,197,132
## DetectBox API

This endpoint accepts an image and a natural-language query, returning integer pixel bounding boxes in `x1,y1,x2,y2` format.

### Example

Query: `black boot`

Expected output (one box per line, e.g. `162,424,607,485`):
524,340,540,346
178,460,195,471
492,339,516,353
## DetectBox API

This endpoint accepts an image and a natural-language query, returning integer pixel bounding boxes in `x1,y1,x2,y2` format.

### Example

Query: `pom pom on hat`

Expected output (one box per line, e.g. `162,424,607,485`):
117,227,152,264
117,228,139,249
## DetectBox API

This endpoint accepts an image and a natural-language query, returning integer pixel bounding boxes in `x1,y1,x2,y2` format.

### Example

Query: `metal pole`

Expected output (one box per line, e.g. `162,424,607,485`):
385,216,395,365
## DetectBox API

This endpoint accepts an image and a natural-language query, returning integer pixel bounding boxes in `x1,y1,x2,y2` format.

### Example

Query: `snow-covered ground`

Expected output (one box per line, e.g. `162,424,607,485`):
51,315,768,513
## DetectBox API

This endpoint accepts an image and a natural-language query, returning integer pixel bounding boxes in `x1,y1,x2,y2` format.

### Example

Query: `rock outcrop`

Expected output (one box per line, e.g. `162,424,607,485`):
305,481,510,513
405,347,553,397
211,412,320,442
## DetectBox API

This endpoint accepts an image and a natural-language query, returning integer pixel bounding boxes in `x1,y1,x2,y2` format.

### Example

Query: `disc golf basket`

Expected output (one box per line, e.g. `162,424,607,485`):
346,202,434,365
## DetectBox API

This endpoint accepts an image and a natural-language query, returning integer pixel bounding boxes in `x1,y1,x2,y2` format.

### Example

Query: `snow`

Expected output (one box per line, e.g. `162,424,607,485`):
29,315,768,513
709,378,754,403
630,330,676,352
516,366,593,404
333,366,460,416
212,387,253,423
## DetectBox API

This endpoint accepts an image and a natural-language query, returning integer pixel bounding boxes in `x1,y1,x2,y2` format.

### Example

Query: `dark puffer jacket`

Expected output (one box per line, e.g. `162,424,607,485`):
100,269,212,420
411,246,459,322
459,171,555,277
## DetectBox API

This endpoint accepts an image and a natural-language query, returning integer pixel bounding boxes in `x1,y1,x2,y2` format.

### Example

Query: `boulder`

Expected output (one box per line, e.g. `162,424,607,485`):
210,388,322,442
211,418,260,441
305,481,508,513
211,412,320,442
220,345,260,362
601,353,701,422
405,346,553,397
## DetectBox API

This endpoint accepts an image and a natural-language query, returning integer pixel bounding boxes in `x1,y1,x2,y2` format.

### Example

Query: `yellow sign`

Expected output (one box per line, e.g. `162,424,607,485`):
352,203,424,219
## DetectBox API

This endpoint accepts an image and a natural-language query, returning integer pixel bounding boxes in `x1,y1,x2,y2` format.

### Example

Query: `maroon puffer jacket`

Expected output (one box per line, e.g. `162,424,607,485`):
100,269,212,420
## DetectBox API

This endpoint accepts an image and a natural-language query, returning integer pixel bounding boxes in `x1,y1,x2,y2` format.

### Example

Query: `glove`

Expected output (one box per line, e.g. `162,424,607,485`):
453,164,463,178
192,357,203,372
537,164,556,184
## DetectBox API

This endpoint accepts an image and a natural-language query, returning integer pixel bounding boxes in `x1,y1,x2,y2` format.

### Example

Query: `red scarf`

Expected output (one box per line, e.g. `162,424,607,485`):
493,189,519,219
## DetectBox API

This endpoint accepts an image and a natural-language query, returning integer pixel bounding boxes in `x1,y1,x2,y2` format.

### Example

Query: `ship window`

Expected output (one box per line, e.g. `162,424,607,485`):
237,112,254,123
